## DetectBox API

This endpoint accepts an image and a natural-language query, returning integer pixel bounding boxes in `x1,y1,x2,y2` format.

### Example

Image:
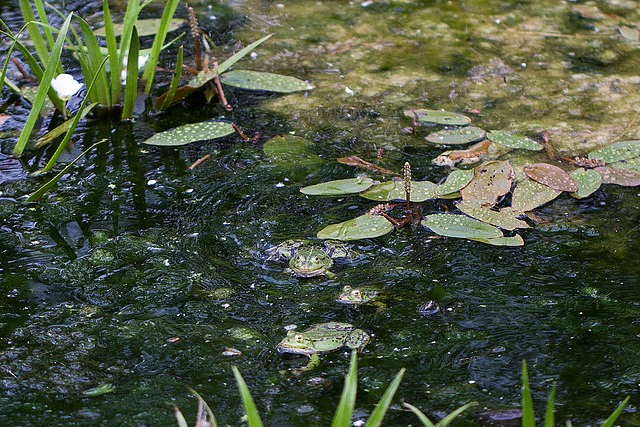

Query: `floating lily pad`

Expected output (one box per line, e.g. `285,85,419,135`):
142,121,235,146
569,168,602,198
94,19,186,37
471,234,524,246
487,131,543,151
263,135,323,165
457,200,529,231
594,166,640,186
524,163,578,192
317,214,394,241
422,214,503,239
511,178,561,212
404,109,471,125
301,178,374,195
359,180,436,202
460,160,514,206
425,126,486,145
588,140,640,163
436,169,474,196
220,70,315,93
610,157,640,174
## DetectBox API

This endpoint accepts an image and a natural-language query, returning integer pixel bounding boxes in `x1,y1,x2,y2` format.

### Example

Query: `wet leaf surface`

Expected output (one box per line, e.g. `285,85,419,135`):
404,109,471,125
511,178,561,212
142,121,235,146
317,214,394,240
436,169,474,196
610,157,640,174
487,131,543,151
457,200,529,231
471,234,524,246
588,140,640,163
422,214,503,239
524,163,579,192
337,156,397,175
460,160,514,206
220,70,315,92
263,135,323,165
300,178,374,195
594,166,640,186
569,168,602,198
93,18,186,37
360,180,436,202
425,126,486,145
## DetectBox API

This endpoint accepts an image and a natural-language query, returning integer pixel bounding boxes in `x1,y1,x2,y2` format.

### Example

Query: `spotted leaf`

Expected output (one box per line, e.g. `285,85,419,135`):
436,169,474,196
487,131,543,151
403,109,471,125
460,160,514,206
301,178,374,195
425,126,486,145
511,178,561,212
594,166,640,186
422,214,503,239
220,70,315,93
588,140,640,163
360,180,437,202
317,214,394,241
471,234,524,246
457,200,529,231
142,121,235,146
523,163,578,192
263,135,323,165
569,168,602,198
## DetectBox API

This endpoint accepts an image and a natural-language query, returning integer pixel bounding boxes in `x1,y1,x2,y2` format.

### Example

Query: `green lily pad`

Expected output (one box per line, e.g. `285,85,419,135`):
511,178,561,212
524,163,578,192
457,200,529,231
94,19,186,37
436,169,474,196
594,166,640,186
142,121,235,146
422,214,503,239
425,126,486,145
588,140,640,163
471,234,524,246
317,214,394,241
359,180,437,202
263,135,323,165
487,131,543,151
404,109,471,125
610,157,640,174
301,178,374,195
460,160,514,206
569,168,602,198
220,70,315,93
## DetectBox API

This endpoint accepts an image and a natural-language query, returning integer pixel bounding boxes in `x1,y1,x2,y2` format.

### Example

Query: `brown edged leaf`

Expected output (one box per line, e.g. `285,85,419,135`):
457,200,529,231
594,166,640,186
155,85,197,109
460,160,514,206
511,178,561,212
337,156,398,175
523,163,578,192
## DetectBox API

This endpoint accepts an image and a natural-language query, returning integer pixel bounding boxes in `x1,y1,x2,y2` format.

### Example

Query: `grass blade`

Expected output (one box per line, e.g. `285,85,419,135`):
0,23,27,94
402,402,436,427
41,57,108,172
117,0,141,67
26,139,106,202
121,26,139,120
544,382,556,427
32,0,55,54
101,0,121,104
217,34,272,75
522,360,536,427
76,16,110,105
364,368,405,427
18,0,50,65
142,0,180,93
331,351,358,427
601,396,630,427
35,102,96,148
158,44,183,111
14,11,73,157
435,402,477,427
231,366,263,427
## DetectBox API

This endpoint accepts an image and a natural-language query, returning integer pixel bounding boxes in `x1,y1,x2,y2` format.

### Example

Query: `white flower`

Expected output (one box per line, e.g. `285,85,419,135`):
121,55,150,82
50,74,83,101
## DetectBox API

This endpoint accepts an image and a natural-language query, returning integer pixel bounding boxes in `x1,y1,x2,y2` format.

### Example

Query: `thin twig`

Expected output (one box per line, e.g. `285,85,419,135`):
212,61,231,110
232,123,250,141
189,154,211,170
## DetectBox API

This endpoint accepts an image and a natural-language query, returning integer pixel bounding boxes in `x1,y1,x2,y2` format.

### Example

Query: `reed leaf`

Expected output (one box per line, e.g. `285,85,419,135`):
231,366,263,427
101,0,121,103
117,0,141,67
14,11,73,157
142,0,180,93
364,368,405,427
601,396,630,427
76,16,110,104
331,351,358,427
122,26,139,120
217,34,273,75
0,23,27,94
435,402,477,426
522,360,535,427
35,103,97,148
18,0,50,66
26,139,106,202
32,0,55,53
41,57,108,173
159,45,183,111
186,387,218,427
544,383,556,427
402,402,436,427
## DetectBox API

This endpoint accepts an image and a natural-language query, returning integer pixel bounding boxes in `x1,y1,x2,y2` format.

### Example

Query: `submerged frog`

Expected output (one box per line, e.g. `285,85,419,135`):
267,239,351,277
336,285,379,305
276,321,370,371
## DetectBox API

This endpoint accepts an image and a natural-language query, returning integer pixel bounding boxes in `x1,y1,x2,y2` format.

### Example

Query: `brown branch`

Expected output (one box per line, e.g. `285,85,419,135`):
232,123,250,141
189,154,211,170
212,61,231,110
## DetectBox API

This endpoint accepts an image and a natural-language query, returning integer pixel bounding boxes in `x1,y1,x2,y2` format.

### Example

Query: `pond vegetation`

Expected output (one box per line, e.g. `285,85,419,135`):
1,0,640,425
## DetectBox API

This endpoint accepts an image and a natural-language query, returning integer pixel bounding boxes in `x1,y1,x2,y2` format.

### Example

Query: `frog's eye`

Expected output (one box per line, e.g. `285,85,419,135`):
294,334,304,343
352,290,361,297
313,256,319,262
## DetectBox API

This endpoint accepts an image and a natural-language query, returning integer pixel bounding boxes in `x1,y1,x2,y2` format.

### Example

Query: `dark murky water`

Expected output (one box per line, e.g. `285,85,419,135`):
2,0,640,425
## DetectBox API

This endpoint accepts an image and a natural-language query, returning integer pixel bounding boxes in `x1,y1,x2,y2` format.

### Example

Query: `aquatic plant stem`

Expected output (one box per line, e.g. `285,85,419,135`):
212,62,231,110
232,123,250,141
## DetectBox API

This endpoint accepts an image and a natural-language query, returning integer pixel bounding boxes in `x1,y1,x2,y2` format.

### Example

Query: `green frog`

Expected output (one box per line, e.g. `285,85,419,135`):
276,321,370,371
336,285,379,305
267,239,351,277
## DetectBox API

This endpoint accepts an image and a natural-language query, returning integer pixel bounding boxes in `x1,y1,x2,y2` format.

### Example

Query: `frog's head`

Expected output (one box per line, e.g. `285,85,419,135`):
276,330,316,355
289,248,333,277
336,285,377,304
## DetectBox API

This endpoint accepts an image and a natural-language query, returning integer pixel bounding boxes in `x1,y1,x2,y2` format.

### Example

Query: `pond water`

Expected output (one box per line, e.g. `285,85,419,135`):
1,0,640,425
